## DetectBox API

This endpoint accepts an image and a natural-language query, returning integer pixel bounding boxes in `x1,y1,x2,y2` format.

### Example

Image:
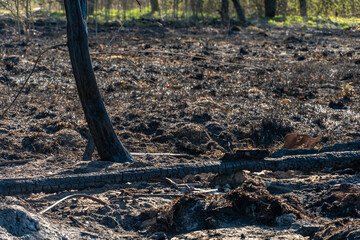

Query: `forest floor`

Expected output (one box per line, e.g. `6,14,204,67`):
1,15,360,239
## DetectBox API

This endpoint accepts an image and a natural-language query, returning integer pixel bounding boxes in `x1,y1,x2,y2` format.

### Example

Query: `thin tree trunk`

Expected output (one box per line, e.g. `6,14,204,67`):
264,0,276,17
64,0,132,163
164,0,168,19
105,0,111,22
184,0,188,18
190,0,196,18
231,0,246,26
172,0,176,18
88,0,95,16
299,0,307,16
196,0,202,18
122,0,127,20
221,0,230,26
150,0,160,13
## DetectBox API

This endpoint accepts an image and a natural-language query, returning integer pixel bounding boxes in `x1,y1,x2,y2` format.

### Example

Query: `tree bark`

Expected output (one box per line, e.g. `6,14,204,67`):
150,0,161,13
264,0,276,17
105,0,111,22
64,0,132,163
299,0,307,16
88,0,95,16
221,0,230,26
231,0,246,26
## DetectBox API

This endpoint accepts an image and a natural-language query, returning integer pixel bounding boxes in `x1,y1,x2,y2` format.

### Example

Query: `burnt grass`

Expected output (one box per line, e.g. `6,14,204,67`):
1,16,360,239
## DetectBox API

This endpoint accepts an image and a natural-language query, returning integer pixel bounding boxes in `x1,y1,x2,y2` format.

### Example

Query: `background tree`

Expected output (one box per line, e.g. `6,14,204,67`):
231,0,246,26
150,0,161,13
220,0,229,26
299,0,307,16
64,0,132,163
264,0,276,17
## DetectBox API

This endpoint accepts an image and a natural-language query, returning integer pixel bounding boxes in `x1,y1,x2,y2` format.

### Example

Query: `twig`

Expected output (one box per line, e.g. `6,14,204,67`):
0,43,67,119
0,160,29,166
164,177,179,189
130,152,189,157
39,194,107,215
114,193,184,199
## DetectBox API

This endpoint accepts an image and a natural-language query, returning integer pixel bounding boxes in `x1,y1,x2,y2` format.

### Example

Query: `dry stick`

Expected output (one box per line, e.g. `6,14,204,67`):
82,135,189,161
0,160,29,166
90,50,266,70
0,43,67,119
40,194,107,215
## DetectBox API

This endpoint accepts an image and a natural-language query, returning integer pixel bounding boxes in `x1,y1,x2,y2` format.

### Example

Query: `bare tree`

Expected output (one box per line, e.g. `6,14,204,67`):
264,0,276,17
220,0,229,26
299,0,307,16
105,0,111,22
150,0,161,13
231,0,246,26
64,0,132,163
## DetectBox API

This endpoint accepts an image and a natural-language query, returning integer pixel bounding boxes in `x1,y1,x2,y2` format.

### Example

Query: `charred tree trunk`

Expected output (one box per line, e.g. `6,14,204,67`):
264,0,276,17
150,0,161,13
88,0,95,16
184,0,188,18
105,0,111,22
231,0,246,26
190,0,197,18
64,0,132,163
220,0,230,26
299,0,307,16
122,0,127,20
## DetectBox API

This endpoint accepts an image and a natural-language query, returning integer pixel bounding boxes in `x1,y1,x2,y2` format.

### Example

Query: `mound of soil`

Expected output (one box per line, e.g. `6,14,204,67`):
141,179,309,233
308,183,360,218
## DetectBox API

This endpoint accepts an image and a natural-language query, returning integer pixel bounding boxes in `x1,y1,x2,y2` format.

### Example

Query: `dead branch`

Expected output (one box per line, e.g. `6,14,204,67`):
0,160,29,166
2,149,360,196
39,194,107,215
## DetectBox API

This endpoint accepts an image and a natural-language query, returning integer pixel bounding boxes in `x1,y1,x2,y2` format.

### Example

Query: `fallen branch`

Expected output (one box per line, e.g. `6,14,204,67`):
0,160,29,166
40,194,107,215
1,150,360,196
271,140,360,158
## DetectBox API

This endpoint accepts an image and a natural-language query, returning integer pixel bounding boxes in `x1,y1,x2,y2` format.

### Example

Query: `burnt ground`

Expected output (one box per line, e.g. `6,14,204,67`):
0,15,360,239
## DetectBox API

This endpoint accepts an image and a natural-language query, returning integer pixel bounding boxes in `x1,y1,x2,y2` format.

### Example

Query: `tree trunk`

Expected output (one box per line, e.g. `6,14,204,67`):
264,0,276,17
184,0,188,18
196,0,203,18
299,0,307,16
190,0,197,18
150,0,160,13
88,0,95,16
221,0,230,26
105,0,111,22
231,0,246,26
64,0,132,163
122,0,127,20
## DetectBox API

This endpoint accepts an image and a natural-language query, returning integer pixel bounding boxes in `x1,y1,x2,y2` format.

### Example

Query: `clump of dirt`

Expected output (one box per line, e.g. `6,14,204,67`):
21,132,57,154
54,128,85,150
143,179,308,234
251,117,294,148
313,218,360,240
308,183,360,218
225,179,308,225
172,123,222,155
